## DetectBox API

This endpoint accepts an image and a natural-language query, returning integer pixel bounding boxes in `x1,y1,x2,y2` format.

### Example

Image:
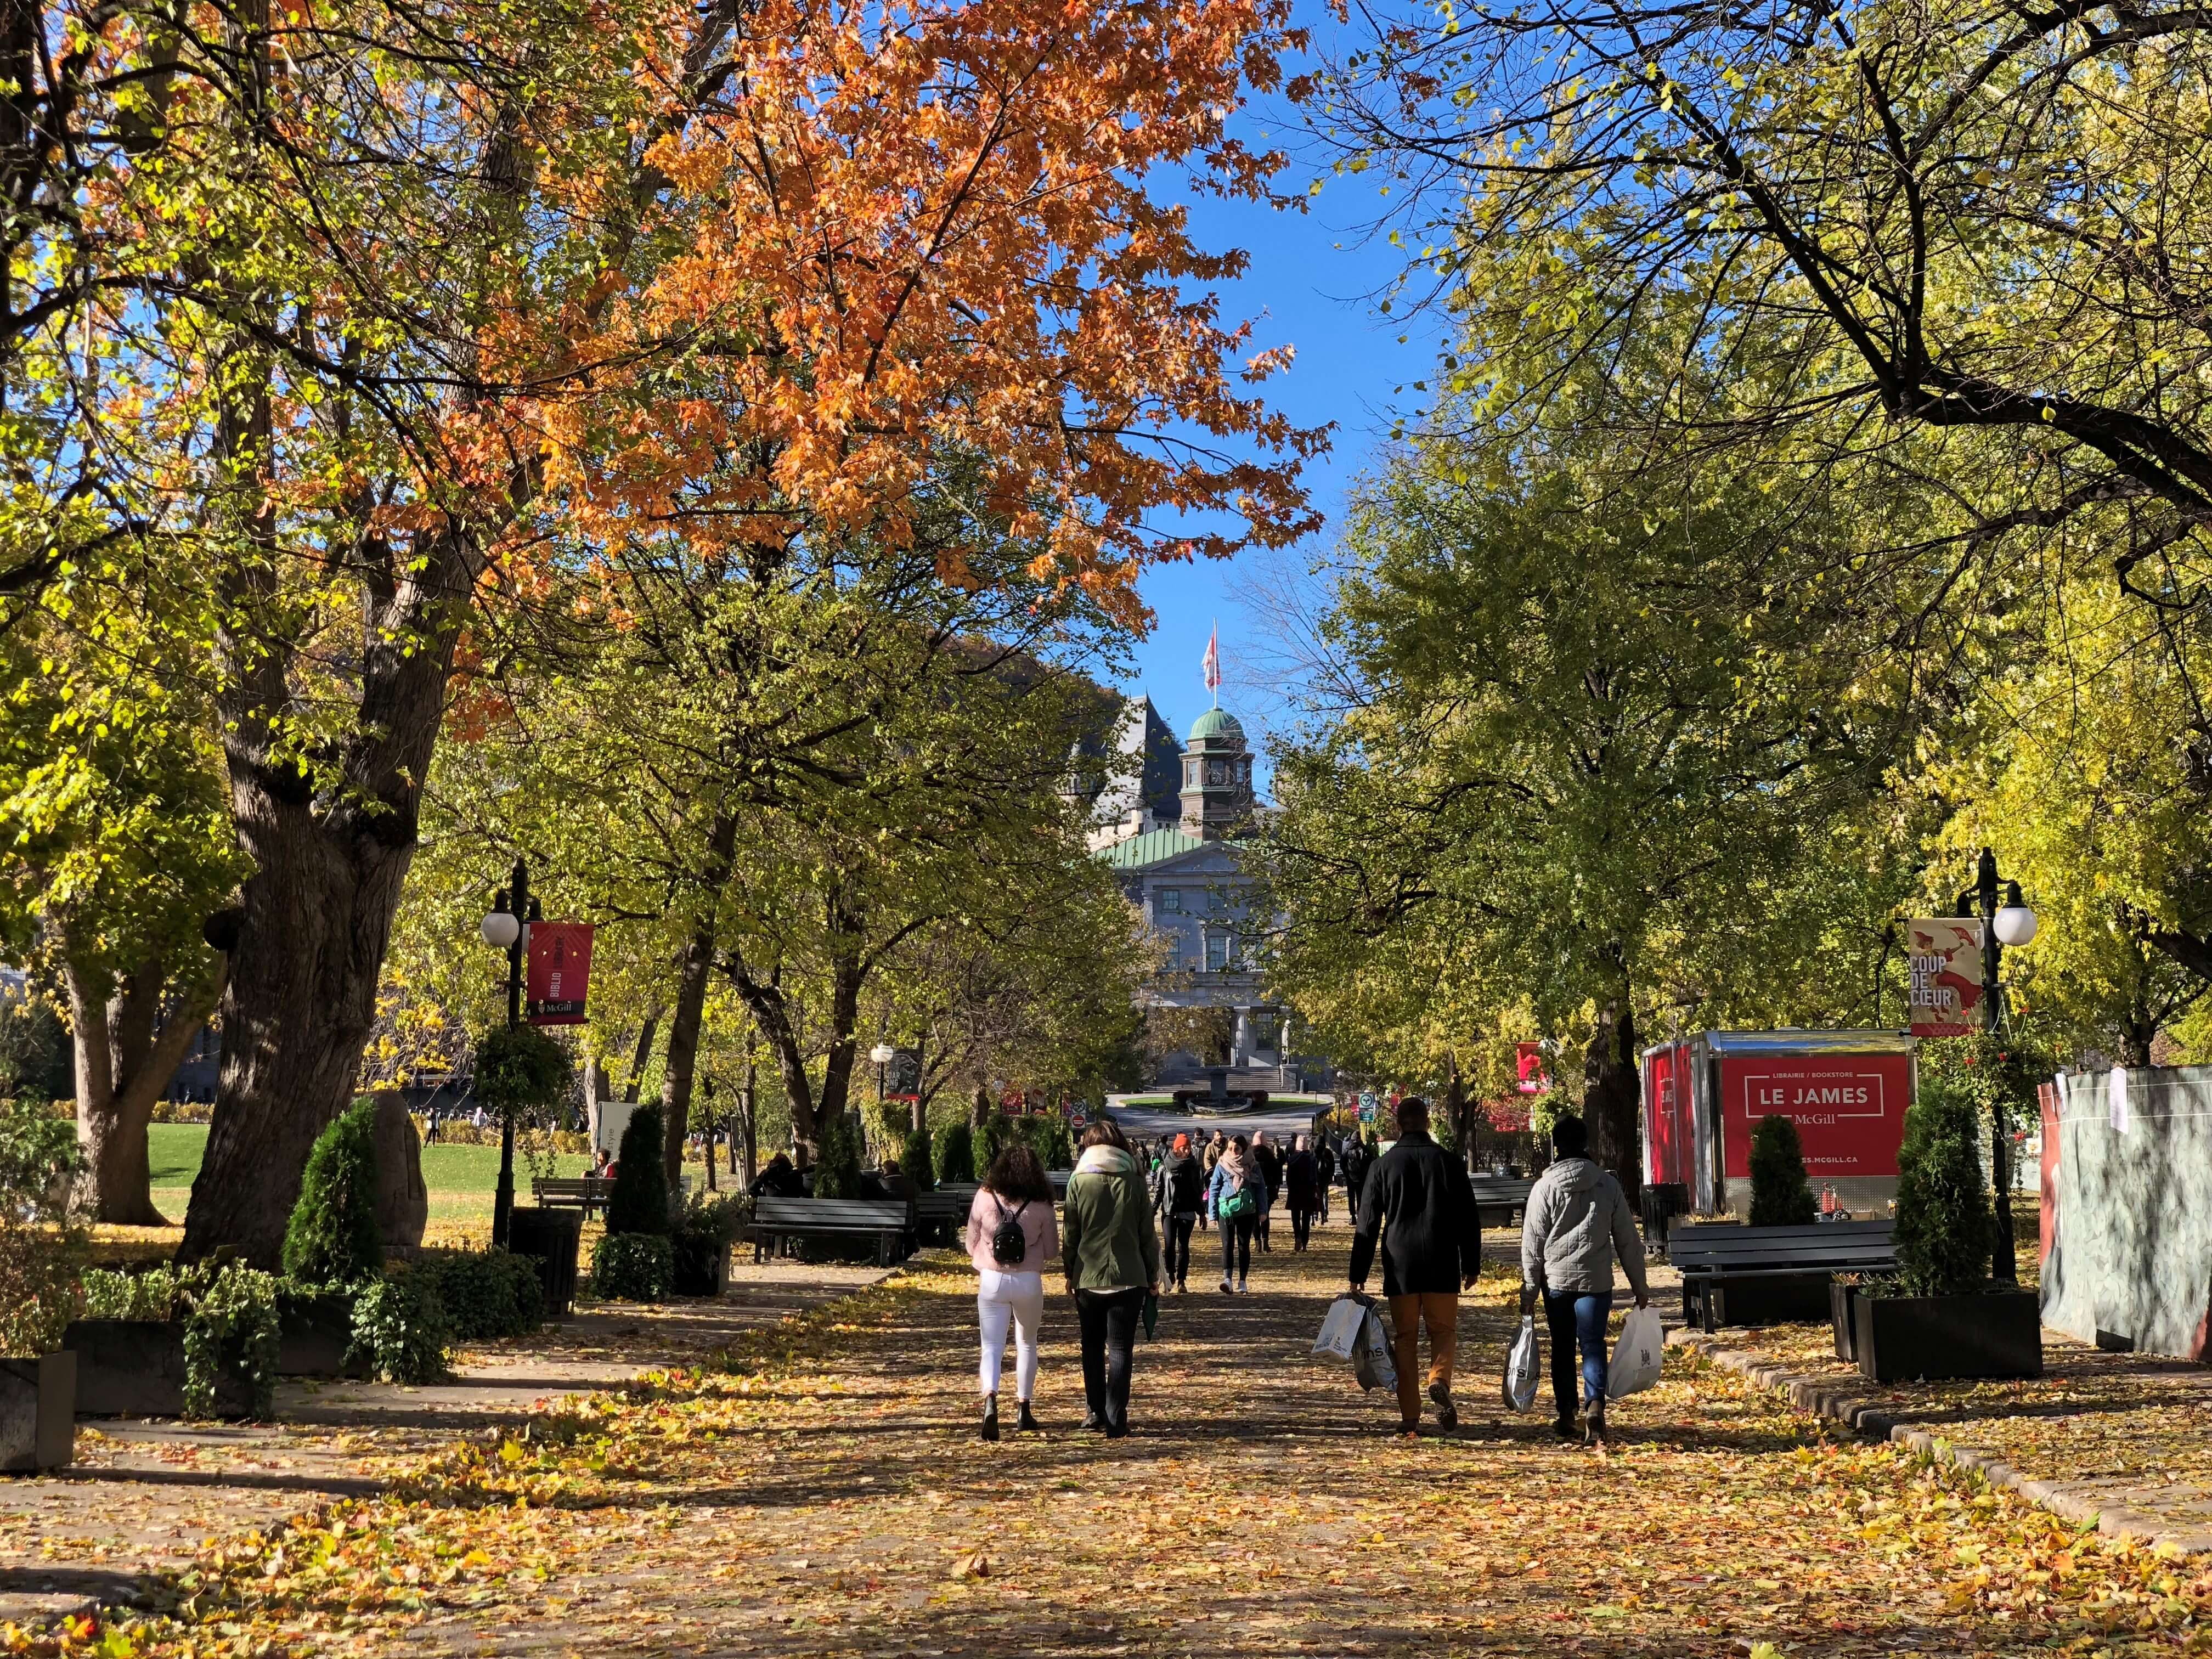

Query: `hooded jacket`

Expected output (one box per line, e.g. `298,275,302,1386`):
1347,1129,1480,1295
1520,1156,1649,1297
1063,1144,1161,1293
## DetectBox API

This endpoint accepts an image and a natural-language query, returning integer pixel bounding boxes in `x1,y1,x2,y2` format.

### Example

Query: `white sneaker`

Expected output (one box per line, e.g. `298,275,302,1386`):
1237,1279,1249,1294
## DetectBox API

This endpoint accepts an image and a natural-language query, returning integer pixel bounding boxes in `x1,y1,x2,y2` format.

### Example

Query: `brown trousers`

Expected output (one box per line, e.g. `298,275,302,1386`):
1387,1291,1458,1425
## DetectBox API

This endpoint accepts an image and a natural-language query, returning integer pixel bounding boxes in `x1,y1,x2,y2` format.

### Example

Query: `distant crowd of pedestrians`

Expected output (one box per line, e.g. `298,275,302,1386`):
956,1099,1648,1445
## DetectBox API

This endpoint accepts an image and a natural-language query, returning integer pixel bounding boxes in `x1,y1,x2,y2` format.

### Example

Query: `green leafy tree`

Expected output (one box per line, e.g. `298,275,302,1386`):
472,1025,574,1127
281,1100,386,1286
607,1105,671,1237
1892,1080,1995,1297
1748,1116,1818,1227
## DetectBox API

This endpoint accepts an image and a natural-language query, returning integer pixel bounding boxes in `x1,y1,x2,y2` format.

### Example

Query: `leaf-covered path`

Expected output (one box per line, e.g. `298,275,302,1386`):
21,1222,2212,1657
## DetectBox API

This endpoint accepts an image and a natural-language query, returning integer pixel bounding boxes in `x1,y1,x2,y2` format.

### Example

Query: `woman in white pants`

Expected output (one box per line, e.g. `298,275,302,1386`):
963,1142,1059,1440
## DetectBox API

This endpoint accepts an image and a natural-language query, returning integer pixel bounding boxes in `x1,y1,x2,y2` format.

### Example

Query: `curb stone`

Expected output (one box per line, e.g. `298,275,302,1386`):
1667,1328,2212,1558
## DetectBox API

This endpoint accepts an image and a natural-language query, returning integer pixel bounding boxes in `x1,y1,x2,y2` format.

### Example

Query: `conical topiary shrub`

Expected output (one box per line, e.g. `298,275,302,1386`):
933,1121,974,1184
606,1104,670,1235
898,1125,935,1190
812,1114,861,1200
283,1098,385,1285
1892,1077,1993,1296
1748,1114,1818,1226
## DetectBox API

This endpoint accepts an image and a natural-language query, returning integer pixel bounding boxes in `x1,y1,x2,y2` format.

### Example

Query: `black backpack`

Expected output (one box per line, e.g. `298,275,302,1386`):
990,1198,1030,1267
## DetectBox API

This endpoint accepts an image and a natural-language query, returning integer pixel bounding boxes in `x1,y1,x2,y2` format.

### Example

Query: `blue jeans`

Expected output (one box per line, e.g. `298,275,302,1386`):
1544,1290,1614,1417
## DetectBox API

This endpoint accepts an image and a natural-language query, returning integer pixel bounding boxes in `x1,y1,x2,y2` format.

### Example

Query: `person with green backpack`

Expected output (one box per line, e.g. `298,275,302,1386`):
1208,1134,1268,1293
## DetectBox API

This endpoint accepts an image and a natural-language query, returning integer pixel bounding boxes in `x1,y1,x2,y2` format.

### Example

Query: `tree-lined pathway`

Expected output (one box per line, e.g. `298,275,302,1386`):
12,1220,2210,1657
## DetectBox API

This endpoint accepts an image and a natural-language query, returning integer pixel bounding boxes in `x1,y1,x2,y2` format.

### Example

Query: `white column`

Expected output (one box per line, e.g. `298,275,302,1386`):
1231,1006,1252,1068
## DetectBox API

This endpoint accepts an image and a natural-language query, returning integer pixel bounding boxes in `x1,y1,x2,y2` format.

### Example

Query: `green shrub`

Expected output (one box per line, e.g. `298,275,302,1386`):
606,1104,670,1235
426,1249,545,1340
898,1125,935,1190
0,1091,79,1213
1891,1077,1994,1297
0,1215,84,1357
1036,1116,1074,1172
349,1268,451,1383
671,1194,749,1295
81,1262,282,1417
1748,1115,1818,1227
592,1232,673,1302
811,1114,861,1200
182,1263,283,1418
282,1098,385,1286
933,1121,974,1184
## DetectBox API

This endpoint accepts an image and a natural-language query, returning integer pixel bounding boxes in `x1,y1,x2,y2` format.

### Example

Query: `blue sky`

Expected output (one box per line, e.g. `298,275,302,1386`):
1113,41,1438,780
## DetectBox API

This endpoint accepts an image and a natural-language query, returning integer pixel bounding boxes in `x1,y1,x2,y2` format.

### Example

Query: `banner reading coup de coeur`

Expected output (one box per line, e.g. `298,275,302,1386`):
1904,917,1986,1038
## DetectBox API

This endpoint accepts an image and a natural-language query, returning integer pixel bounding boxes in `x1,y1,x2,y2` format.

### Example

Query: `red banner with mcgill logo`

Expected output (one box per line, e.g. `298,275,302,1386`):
526,923,594,1025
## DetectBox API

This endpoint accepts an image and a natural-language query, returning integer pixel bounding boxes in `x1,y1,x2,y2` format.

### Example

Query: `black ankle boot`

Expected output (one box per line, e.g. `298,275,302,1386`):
980,1395,999,1442
1016,1401,1039,1433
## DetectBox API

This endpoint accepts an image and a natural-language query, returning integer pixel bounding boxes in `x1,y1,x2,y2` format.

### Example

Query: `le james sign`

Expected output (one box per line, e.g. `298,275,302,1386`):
1720,1053,1912,1178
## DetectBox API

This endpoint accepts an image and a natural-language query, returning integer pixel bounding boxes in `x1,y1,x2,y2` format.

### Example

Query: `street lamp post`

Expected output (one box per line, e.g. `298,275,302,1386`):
1957,846,2039,1284
479,856,540,1251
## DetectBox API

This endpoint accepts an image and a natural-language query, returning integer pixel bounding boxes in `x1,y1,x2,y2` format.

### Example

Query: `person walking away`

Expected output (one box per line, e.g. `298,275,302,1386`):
1519,1114,1650,1444
965,1143,1059,1440
1062,1121,1161,1437
1251,1132,1284,1252
1341,1134,1371,1230
1154,1133,1204,1291
1284,1135,1322,1251
1347,1097,1480,1435
1207,1134,1267,1293
1313,1134,1336,1223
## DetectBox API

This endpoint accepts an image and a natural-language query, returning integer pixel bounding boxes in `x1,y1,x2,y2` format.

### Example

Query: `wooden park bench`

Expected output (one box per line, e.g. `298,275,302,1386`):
1469,1175,1534,1229
749,1197,915,1266
916,1184,977,1241
533,1176,613,1217
1673,1220,1898,1332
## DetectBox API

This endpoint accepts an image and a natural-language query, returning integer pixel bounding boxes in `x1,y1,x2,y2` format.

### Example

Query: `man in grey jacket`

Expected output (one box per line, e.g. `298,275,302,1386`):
1519,1115,1649,1443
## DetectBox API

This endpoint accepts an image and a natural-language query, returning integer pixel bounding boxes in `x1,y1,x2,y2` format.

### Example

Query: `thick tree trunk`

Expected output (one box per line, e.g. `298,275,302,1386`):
1443,1051,1472,1171
814,947,865,1132
1582,997,1641,1208
623,1011,661,1102
69,951,225,1226
738,1054,758,1183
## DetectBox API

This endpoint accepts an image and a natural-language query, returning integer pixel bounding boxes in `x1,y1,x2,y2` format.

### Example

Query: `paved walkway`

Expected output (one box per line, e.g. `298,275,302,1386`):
0,1262,886,1624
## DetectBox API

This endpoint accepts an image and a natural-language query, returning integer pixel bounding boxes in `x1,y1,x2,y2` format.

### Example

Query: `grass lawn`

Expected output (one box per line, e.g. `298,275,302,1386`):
145,1122,596,1247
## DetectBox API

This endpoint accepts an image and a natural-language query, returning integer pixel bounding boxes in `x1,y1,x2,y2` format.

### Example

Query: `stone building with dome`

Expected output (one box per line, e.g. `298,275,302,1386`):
1073,698,1297,1078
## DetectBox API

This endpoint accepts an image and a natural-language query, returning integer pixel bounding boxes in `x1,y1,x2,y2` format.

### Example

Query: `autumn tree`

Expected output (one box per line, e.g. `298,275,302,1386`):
157,0,1312,1260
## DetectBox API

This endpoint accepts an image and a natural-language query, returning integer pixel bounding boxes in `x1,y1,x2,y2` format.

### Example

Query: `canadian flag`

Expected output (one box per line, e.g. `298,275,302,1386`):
1201,623,1222,695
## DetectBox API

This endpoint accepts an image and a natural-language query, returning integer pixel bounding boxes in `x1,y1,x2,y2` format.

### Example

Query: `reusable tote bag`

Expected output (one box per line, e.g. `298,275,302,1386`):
1313,1294,1367,1361
1351,1304,1398,1393
1606,1305,1665,1399
1501,1315,1541,1412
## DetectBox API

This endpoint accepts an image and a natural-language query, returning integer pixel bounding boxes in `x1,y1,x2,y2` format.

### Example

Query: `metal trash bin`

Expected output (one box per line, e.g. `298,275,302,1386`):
509,1206,583,1317
1642,1182,1689,1257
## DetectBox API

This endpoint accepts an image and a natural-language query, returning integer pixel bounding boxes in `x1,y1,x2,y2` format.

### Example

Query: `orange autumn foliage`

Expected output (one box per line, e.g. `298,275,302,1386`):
501,0,1325,622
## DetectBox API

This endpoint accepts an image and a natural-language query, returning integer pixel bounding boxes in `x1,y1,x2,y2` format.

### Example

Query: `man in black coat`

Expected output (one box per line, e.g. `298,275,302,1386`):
1347,1097,1481,1434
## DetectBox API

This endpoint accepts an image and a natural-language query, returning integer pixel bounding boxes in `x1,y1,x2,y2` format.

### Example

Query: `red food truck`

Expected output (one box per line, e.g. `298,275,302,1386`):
1641,1030,1918,1218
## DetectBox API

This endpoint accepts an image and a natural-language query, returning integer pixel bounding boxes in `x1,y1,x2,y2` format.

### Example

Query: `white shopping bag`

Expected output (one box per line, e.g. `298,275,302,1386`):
1351,1305,1398,1393
1502,1314,1541,1412
1606,1305,1665,1399
1313,1294,1367,1361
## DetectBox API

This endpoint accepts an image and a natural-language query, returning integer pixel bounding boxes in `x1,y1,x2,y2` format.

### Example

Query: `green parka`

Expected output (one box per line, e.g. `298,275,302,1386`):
1062,1144,1162,1293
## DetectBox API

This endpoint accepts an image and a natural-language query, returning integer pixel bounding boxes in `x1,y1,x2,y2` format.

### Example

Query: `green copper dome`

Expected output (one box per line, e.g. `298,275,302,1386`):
1187,708,1246,745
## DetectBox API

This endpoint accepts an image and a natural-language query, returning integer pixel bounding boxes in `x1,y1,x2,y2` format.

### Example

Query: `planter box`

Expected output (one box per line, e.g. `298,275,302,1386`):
509,1206,583,1317
672,1240,731,1299
1854,1289,2044,1383
278,1293,360,1378
0,1353,77,1470
1831,1281,1859,1363
61,1319,253,1418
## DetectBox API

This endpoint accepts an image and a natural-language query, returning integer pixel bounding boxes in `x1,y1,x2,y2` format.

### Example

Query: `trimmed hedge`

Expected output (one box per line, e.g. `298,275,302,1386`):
607,1104,670,1235
425,1249,545,1340
811,1114,861,1200
898,1125,935,1190
592,1232,673,1302
933,1121,974,1184
1748,1114,1818,1227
